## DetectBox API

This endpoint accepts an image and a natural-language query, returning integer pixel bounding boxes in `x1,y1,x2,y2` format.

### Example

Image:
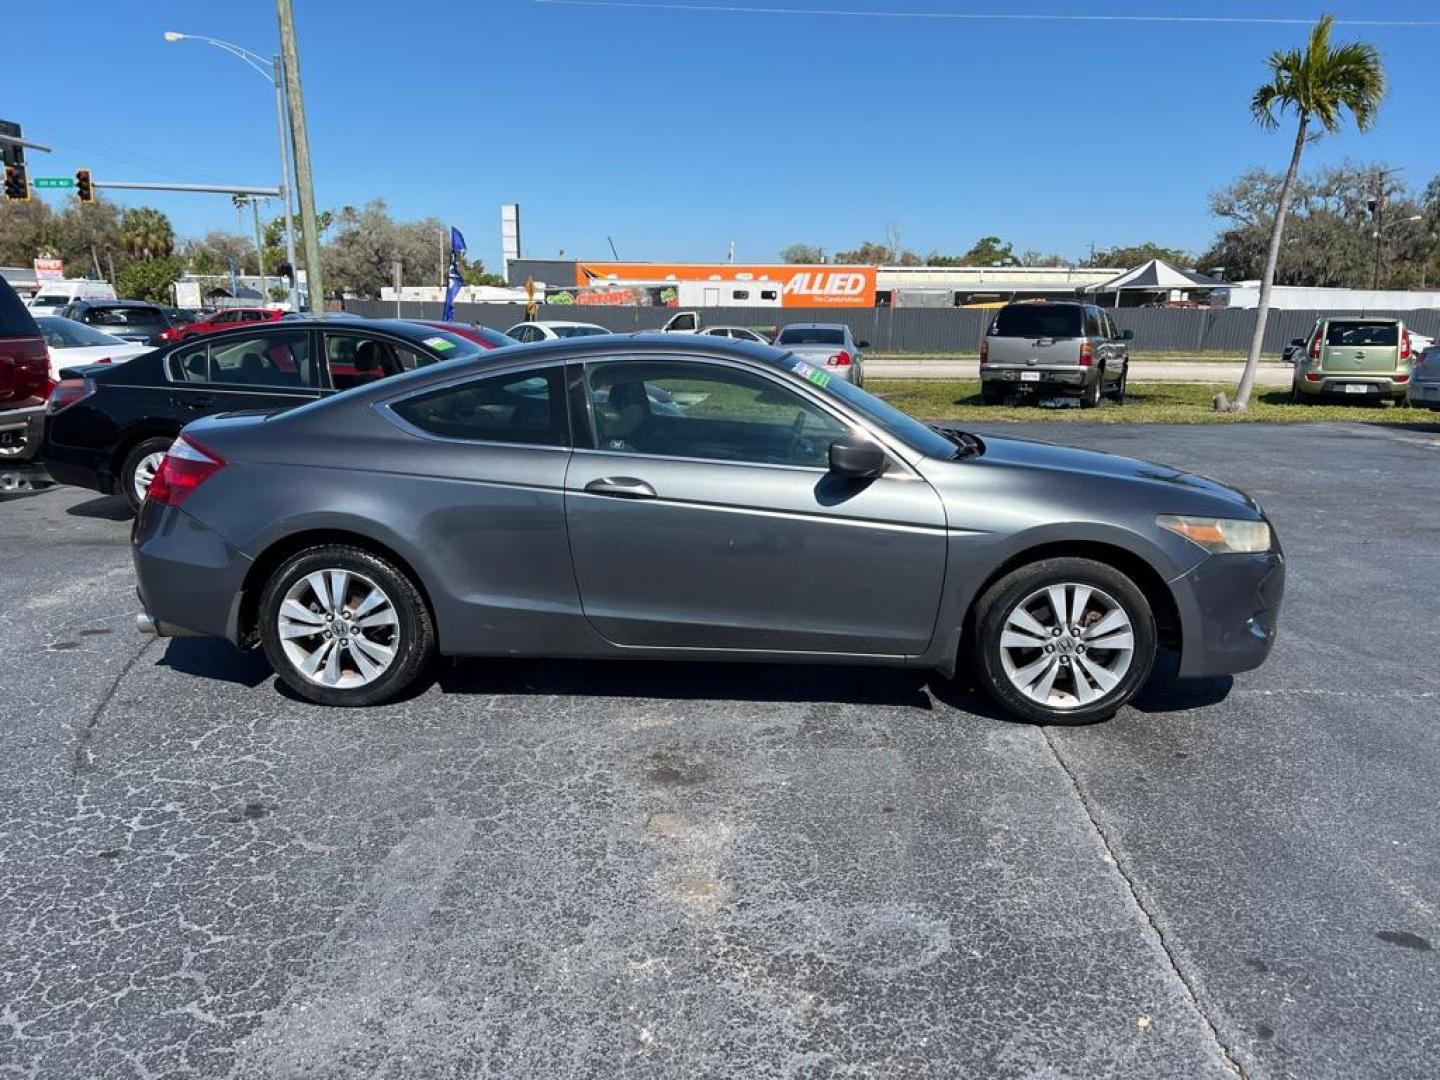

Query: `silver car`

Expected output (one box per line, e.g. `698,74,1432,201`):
1408,344,1440,410
772,323,868,386
980,301,1131,407
132,335,1283,726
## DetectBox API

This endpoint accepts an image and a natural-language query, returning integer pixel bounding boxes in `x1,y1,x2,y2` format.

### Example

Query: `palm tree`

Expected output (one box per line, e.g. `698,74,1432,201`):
1228,14,1385,412
119,207,175,262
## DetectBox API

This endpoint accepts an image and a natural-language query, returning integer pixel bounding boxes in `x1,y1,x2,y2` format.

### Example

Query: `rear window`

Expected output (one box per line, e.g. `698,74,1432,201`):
0,277,41,338
777,327,844,346
1326,321,1398,347
990,305,1084,339
552,325,608,338
83,306,164,327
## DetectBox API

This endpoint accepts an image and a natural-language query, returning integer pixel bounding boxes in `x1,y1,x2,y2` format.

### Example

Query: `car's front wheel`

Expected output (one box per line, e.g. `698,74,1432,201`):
972,557,1157,725
258,545,435,706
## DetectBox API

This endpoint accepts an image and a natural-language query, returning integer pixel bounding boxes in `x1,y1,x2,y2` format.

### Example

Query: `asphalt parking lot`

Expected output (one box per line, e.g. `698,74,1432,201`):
2,421,1438,1079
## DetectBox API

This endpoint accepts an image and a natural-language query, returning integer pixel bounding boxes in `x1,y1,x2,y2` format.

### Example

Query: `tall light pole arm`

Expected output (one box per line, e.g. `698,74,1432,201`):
164,33,275,82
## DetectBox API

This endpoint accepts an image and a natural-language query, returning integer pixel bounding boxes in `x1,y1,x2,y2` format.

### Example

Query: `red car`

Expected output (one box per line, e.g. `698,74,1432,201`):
0,276,51,490
409,320,517,350
163,307,286,343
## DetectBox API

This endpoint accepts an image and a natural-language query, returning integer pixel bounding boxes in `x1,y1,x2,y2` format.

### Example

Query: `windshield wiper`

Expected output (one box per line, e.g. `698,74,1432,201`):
931,425,983,459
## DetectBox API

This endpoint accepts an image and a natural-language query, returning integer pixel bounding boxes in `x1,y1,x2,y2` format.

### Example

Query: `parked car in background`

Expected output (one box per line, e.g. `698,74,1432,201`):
35,316,151,380
700,325,773,344
773,323,868,386
167,306,286,342
43,319,489,511
0,274,50,490
1407,344,1440,410
504,320,610,343
128,334,1284,726
58,300,188,346
25,280,117,316
1290,317,1413,405
979,301,1131,407
409,321,518,350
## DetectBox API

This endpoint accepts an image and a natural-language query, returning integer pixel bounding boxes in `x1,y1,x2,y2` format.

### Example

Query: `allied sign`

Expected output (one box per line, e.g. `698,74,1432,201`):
575,262,877,308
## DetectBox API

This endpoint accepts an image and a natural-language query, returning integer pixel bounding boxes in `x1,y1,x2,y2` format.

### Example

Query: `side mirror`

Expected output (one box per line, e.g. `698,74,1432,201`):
1289,338,1306,347
1119,329,1135,341
828,435,886,479
857,340,871,349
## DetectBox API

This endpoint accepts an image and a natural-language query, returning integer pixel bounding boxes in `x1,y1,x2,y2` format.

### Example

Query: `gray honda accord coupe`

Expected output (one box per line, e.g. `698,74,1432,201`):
132,334,1284,725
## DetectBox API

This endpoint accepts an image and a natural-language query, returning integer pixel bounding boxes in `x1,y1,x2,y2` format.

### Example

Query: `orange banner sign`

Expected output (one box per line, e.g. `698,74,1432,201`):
575,262,876,308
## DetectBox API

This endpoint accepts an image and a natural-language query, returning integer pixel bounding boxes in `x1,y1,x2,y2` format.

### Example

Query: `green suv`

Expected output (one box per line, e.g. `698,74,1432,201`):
1290,317,1414,405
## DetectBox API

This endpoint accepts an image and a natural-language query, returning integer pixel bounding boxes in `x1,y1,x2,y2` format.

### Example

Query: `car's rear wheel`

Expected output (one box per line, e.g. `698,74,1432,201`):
258,545,435,707
120,436,175,512
972,557,1157,725
1080,375,1102,409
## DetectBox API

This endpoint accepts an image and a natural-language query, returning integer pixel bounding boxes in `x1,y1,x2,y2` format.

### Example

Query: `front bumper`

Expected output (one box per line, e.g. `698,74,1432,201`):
133,500,253,642
1171,550,1286,679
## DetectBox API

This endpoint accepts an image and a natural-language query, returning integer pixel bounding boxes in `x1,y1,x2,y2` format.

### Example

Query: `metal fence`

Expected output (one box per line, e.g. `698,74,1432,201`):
345,299,1440,355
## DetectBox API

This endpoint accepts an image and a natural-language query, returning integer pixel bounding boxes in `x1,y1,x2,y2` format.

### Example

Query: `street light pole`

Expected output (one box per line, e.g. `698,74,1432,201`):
276,0,325,317
163,31,299,310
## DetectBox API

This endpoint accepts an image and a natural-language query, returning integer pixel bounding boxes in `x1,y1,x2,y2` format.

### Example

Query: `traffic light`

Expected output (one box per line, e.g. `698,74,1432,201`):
75,168,93,203
4,163,28,201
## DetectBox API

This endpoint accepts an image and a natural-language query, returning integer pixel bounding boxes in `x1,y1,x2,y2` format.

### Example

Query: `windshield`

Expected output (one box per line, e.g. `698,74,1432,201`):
990,305,1083,338
778,354,957,460
36,317,124,348
777,327,844,346
1326,321,1398,347
32,294,70,307
84,306,163,327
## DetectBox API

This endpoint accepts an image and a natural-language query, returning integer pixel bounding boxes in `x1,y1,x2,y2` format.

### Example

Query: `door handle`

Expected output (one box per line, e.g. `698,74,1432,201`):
181,395,215,410
584,476,657,499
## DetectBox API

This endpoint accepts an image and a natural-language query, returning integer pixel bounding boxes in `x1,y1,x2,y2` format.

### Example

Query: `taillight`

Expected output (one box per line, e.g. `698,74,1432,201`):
1304,373,1322,382
47,378,95,414
93,356,113,365
1401,331,1411,361
979,340,989,364
1309,334,1321,360
159,327,184,343
827,350,852,367
1078,341,1093,367
146,437,225,507
1395,373,1410,384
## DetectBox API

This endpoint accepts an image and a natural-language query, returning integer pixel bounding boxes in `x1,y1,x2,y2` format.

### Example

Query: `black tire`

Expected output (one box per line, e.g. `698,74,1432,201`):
1080,375,1102,409
1109,365,1128,404
971,557,1157,726
980,382,1007,406
258,544,436,707
119,436,176,513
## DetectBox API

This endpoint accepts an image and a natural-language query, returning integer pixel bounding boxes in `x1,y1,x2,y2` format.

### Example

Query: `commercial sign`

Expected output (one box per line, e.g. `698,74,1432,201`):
576,262,876,308
575,287,638,306
33,257,63,280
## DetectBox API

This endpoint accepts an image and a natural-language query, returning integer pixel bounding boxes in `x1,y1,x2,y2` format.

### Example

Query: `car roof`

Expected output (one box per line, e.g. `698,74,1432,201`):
71,298,158,308
524,320,606,328
776,322,846,330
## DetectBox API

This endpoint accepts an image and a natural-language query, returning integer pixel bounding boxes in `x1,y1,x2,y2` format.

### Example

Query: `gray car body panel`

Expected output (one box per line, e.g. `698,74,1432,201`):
774,323,864,384
134,335,1282,681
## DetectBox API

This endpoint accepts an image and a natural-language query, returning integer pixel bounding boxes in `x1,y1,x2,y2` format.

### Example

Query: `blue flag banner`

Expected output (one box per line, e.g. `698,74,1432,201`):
450,226,467,255
442,227,465,321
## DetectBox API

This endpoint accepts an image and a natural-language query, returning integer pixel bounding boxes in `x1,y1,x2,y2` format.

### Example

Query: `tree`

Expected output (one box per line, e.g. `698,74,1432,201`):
1090,242,1194,269
780,243,823,263
262,209,333,278
182,231,256,276
323,200,451,296
1228,14,1385,412
962,235,1020,267
116,256,182,302
119,207,175,262
460,259,506,287
834,239,919,265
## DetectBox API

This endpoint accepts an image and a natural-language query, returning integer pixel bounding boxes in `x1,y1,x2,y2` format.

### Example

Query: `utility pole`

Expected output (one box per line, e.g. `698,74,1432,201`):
277,0,324,315
1371,192,1386,290
249,197,269,302
273,54,300,310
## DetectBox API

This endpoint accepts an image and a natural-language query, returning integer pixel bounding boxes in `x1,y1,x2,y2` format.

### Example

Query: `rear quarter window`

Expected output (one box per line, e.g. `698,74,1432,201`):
990,305,1084,338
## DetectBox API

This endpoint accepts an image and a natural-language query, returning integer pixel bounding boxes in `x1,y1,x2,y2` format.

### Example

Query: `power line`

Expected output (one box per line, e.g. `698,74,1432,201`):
533,0,1440,27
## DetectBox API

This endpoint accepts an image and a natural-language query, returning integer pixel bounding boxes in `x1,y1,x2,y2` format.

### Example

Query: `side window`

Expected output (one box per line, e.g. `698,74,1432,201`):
209,331,316,388
324,333,424,391
1084,308,1103,338
170,342,209,382
391,368,566,446
584,359,847,469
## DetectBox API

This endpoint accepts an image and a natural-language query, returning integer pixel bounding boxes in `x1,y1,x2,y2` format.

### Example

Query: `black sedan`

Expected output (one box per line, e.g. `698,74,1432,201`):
43,318,487,511
57,299,191,346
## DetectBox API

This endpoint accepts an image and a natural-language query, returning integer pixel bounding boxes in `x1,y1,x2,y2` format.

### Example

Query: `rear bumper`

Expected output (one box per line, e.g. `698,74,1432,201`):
1172,550,1286,679
981,366,1097,391
40,436,115,494
133,500,252,642
0,406,51,490
1406,380,1440,406
1295,375,1406,398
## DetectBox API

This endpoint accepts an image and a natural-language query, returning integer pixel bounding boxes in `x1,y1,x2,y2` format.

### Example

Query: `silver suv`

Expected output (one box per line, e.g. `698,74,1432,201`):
980,301,1132,407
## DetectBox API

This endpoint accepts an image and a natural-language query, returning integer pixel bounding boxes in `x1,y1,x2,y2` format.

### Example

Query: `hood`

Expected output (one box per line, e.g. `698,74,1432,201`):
975,433,1258,512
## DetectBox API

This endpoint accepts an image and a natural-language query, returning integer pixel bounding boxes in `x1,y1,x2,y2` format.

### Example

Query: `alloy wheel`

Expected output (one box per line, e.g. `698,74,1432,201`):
277,569,400,688
998,582,1135,710
132,450,168,502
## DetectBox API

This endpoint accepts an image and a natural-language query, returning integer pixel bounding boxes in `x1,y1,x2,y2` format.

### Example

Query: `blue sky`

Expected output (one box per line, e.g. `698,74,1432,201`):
9,1,1439,272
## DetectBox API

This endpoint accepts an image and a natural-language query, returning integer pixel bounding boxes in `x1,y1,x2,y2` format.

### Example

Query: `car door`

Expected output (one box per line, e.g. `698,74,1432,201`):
564,354,948,656
168,327,323,419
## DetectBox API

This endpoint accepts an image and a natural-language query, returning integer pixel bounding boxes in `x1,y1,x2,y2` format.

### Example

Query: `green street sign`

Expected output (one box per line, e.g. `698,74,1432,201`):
33,177,75,189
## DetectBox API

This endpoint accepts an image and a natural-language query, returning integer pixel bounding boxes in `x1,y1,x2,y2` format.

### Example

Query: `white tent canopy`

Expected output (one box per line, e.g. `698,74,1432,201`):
1084,259,1224,298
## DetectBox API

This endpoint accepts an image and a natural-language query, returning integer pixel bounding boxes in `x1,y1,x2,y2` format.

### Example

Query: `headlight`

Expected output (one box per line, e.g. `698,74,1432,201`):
1157,515,1272,554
